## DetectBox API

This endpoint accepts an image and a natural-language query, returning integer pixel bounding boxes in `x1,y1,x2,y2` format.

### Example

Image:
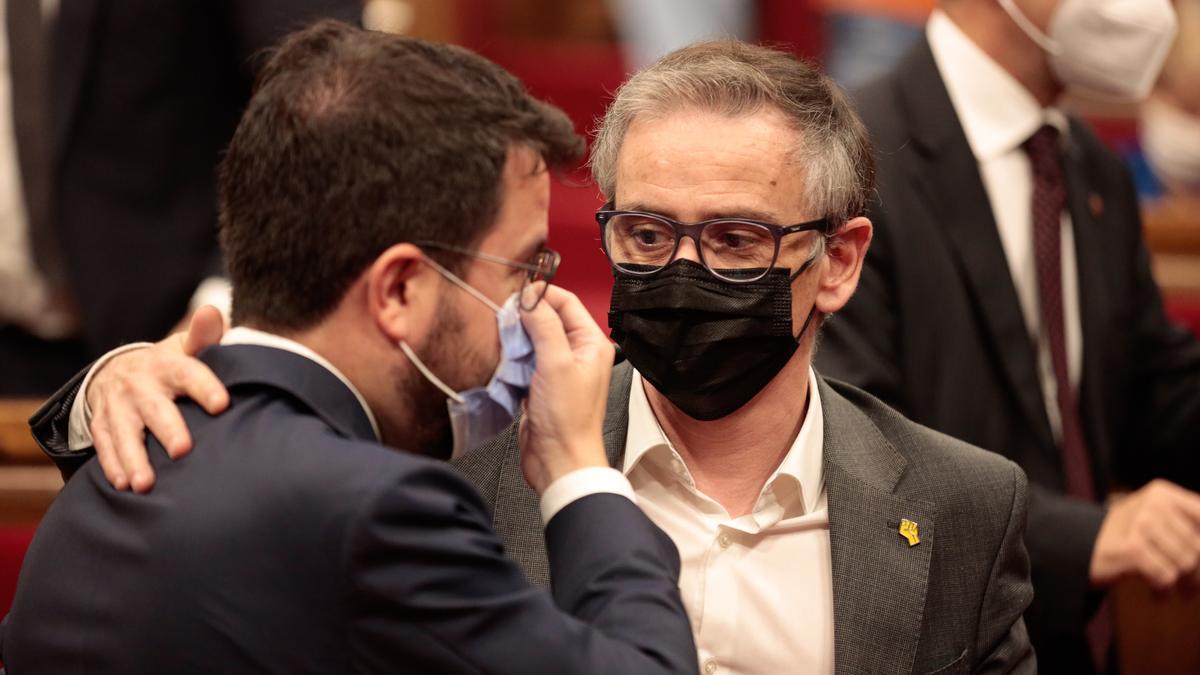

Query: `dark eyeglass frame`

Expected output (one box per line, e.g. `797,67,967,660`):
595,209,834,283
413,241,560,310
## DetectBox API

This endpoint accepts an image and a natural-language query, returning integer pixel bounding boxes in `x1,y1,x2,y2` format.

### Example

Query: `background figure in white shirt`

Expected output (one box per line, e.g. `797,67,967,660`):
816,1,1200,672
38,40,1037,675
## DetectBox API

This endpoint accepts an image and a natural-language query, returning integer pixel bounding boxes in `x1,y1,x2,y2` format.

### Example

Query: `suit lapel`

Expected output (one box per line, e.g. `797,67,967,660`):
491,363,635,586
820,378,935,675
53,0,104,160
894,39,1056,455
1061,125,1111,492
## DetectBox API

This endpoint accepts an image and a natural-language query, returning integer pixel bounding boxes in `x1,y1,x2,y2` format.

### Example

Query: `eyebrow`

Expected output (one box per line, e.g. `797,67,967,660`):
617,202,784,225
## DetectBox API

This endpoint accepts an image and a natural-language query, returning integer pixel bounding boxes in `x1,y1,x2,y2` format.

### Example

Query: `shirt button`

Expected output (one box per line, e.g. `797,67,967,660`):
703,658,719,674
717,532,732,549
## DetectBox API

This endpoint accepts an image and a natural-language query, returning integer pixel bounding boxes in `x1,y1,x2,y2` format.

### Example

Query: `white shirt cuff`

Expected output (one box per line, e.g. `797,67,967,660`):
539,467,636,525
67,342,155,451
188,276,233,322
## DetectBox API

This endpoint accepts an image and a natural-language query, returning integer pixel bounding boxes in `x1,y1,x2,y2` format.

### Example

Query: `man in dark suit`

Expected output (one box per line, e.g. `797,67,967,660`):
0,0,358,395
814,0,1200,672
27,40,1036,673
0,21,698,674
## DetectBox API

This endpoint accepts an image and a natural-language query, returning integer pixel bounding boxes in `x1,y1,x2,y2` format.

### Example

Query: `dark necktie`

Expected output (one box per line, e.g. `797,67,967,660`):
1025,124,1097,501
1025,124,1111,672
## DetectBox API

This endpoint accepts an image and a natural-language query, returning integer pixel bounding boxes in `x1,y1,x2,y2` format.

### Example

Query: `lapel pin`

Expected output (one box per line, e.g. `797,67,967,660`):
1088,193,1104,219
898,519,920,547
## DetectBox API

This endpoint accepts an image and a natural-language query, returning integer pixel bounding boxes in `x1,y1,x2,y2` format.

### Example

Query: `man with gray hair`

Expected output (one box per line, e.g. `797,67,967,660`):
33,40,1035,674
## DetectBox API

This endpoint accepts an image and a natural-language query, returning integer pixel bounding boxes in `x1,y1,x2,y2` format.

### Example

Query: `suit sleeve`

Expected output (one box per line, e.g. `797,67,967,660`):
27,364,93,481
1116,170,1200,491
345,464,698,675
974,463,1036,674
816,198,909,413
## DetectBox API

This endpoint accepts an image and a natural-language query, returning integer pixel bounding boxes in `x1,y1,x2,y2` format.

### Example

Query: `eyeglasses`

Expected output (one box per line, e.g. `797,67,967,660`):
596,209,833,283
413,240,560,310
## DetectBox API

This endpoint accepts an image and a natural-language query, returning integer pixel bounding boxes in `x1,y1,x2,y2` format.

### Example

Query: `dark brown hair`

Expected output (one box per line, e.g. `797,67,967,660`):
218,20,583,331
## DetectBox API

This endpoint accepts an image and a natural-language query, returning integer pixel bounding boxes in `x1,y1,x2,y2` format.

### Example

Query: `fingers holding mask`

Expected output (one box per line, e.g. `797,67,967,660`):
517,284,612,493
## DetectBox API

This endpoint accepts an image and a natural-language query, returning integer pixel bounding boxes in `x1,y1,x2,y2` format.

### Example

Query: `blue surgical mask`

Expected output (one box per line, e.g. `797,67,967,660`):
399,258,535,458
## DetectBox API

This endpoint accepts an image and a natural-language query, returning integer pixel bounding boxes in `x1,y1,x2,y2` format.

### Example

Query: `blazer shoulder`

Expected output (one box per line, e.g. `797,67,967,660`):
206,391,484,520
824,378,1026,502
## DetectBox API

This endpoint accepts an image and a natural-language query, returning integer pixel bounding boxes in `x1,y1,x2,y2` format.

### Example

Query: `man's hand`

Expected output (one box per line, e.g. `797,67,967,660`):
517,285,615,495
1090,479,1200,591
88,306,228,492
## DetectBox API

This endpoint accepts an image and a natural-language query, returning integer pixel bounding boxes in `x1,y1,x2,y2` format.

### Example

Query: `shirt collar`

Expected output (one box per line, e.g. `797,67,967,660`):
623,367,825,516
927,9,1068,161
222,326,381,441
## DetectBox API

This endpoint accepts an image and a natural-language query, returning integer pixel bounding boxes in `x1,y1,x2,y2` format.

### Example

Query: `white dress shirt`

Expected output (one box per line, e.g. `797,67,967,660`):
66,326,632,522
928,10,1082,442
624,369,832,675
0,0,70,338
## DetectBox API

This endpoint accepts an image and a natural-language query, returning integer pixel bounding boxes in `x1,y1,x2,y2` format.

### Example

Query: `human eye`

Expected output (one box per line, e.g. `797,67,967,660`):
706,222,771,253
702,221,776,267
616,217,673,250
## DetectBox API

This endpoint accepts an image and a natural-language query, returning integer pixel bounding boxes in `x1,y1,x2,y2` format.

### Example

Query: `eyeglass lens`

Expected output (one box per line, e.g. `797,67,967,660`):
518,251,557,310
603,214,779,280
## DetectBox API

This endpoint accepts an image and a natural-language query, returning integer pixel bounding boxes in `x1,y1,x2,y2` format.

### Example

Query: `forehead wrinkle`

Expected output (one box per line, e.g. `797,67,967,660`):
615,108,813,222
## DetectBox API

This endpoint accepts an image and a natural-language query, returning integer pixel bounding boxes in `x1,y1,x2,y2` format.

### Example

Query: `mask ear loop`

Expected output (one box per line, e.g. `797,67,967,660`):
787,231,828,282
399,341,466,404
788,235,824,342
398,253,509,404
996,0,1063,55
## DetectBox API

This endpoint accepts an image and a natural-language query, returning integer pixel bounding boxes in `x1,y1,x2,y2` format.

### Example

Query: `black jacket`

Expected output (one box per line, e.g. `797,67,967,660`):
52,0,357,354
816,37,1200,673
2,345,697,674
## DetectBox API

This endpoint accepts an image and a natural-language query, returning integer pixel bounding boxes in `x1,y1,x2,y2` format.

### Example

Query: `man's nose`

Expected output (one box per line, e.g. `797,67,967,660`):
671,237,702,264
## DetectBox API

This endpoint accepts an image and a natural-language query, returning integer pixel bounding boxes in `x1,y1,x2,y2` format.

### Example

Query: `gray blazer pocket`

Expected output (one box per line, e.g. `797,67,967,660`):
925,649,968,675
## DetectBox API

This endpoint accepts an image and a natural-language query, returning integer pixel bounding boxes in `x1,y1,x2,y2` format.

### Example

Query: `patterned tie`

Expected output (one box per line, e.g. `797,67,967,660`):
1025,124,1097,502
1025,124,1111,672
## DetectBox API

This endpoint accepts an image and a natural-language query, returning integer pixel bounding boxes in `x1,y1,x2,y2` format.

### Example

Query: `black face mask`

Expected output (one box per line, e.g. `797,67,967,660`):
608,259,817,421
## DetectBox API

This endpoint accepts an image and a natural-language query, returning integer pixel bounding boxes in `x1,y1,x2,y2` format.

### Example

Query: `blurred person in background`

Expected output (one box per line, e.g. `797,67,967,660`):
0,0,357,396
816,0,1200,672
607,0,756,70
1140,0,1200,197
31,39,1037,674
820,0,933,89
606,0,933,90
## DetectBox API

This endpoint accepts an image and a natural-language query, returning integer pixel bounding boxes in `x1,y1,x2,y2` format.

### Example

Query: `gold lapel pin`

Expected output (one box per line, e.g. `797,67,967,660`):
898,519,920,547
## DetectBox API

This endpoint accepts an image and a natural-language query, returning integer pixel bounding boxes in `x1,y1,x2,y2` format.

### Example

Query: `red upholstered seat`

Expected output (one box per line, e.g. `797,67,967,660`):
1,526,36,617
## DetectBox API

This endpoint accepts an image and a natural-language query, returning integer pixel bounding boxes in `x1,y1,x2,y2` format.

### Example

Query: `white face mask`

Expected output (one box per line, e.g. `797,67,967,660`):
1142,95,1200,196
998,0,1178,102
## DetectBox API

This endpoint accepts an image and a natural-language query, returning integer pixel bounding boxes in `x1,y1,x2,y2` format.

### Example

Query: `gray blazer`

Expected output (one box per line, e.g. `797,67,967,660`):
454,363,1036,675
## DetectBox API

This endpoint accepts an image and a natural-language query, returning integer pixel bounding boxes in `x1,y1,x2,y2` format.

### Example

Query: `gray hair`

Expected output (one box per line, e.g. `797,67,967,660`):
590,40,874,227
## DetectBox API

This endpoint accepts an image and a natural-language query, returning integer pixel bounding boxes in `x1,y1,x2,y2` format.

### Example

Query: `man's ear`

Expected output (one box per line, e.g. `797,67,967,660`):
366,243,434,344
815,216,873,314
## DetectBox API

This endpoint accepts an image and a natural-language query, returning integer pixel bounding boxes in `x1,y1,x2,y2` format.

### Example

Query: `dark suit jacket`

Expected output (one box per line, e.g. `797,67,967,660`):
2,345,697,674
457,363,1036,675
52,0,357,355
814,37,1200,673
